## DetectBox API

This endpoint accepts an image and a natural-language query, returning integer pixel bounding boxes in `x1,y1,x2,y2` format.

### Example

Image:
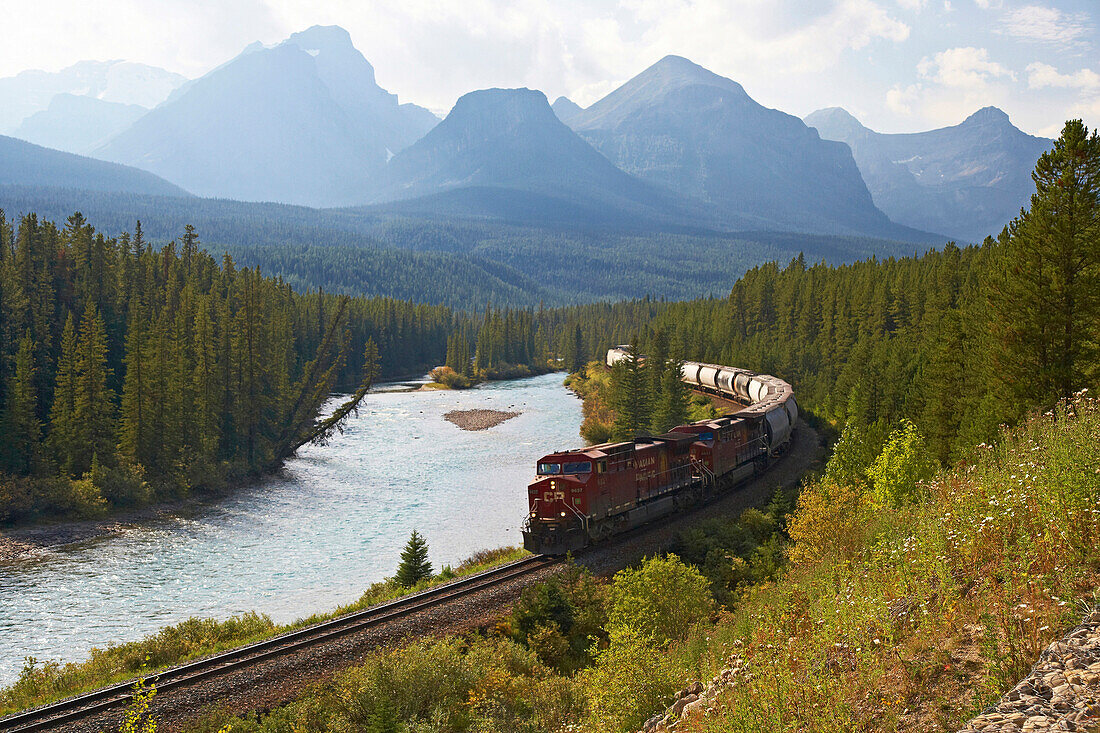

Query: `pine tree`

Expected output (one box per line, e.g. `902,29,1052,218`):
395,530,432,587
570,324,584,372
49,314,79,476
180,224,199,276
611,344,650,441
362,337,382,387
647,330,670,432
2,333,41,474
992,120,1100,405
118,302,147,464
653,350,689,434
192,296,219,459
73,305,116,474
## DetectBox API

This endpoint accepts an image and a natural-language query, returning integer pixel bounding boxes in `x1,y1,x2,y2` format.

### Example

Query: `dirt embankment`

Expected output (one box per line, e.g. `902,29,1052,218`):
444,409,520,431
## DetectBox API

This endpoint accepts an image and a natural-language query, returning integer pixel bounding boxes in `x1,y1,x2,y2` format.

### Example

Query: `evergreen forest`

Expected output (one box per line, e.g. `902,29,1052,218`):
0,212,555,524
1,120,1096,526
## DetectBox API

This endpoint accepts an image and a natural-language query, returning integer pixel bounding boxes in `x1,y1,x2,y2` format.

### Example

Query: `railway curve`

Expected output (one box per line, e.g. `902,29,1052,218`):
0,353,813,733
523,348,800,554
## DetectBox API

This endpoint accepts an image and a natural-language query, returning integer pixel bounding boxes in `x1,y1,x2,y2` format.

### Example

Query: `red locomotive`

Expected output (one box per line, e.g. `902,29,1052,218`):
522,349,797,555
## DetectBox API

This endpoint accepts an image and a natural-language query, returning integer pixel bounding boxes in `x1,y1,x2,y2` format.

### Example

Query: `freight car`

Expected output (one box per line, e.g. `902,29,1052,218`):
522,348,798,554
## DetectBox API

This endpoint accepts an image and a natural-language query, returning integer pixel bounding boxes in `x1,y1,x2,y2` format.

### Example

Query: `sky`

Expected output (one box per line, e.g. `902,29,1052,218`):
1,0,1096,137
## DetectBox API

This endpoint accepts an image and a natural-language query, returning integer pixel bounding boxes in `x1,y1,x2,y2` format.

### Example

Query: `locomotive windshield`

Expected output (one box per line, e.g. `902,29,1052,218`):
537,461,592,475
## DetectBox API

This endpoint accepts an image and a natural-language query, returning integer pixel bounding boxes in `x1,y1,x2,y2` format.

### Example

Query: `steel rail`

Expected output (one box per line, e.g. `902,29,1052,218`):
0,554,559,733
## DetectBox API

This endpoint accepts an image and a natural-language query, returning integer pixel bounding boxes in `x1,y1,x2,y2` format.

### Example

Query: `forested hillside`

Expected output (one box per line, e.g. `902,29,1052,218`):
0,184,924,309
0,213,453,523
560,120,1100,463
0,210,631,525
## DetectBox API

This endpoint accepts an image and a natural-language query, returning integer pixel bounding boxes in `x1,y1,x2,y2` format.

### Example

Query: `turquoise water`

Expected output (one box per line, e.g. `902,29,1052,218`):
0,373,582,686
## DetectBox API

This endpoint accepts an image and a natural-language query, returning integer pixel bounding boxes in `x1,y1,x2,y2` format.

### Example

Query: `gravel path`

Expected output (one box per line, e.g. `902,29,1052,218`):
959,608,1100,733
24,421,822,733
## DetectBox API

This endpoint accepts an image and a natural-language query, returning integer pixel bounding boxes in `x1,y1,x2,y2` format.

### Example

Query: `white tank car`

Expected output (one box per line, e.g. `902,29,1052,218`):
605,346,798,455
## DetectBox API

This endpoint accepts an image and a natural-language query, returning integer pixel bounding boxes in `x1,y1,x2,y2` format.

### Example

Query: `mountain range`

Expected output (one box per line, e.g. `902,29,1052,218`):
94,26,438,207
1,26,1057,247
563,55,907,239
804,106,1052,241
363,87,701,228
12,94,147,154
0,60,185,136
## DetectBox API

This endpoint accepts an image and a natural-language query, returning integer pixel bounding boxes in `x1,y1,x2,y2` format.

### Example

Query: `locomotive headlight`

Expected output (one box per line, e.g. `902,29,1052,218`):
530,512,536,518
560,511,567,517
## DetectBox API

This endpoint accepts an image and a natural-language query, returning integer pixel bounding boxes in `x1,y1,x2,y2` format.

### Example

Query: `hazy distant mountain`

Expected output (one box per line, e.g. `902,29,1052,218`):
804,106,1052,241
0,61,185,133
12,94,147,154
95,26,437,206
567,55,921,239
551,96,583,124
280,26,438,153
0,134,189,196
367,87,690,226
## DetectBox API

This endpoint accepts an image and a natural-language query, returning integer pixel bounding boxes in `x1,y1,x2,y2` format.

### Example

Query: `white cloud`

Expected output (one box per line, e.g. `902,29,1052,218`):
999,5,1090,46
1026,62,1100,91
886,83,921,113
973,0,1001,9
1069,97,1100,125
897,0,926,10
918,46,1015,88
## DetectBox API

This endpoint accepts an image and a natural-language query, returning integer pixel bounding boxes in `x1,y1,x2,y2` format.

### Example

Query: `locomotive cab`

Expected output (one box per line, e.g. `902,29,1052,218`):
522,442,634,554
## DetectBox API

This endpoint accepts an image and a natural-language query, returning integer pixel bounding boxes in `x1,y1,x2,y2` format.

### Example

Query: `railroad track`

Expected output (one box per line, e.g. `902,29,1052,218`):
0,554,559,733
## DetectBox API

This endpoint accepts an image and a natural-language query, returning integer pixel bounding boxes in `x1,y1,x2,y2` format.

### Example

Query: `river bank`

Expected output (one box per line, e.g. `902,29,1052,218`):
423,364,559,391
0,372,583,688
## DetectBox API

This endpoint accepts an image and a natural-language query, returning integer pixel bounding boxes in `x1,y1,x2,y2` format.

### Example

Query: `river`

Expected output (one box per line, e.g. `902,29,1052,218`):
0,372,582,687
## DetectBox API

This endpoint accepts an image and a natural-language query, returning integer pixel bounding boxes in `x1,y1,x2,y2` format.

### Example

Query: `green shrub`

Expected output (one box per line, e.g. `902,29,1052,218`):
670,494,792,606
581,625,679,732
867,419,936,507
608,554,713,646
509,563,608,672
824,419,889,489
428,365,474,389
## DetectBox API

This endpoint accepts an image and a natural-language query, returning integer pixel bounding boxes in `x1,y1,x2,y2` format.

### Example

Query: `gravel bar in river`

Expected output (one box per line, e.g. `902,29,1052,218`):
444,409,520,431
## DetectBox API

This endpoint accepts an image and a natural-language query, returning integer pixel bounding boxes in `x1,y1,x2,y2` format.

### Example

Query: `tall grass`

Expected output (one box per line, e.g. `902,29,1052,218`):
674,396,1100,732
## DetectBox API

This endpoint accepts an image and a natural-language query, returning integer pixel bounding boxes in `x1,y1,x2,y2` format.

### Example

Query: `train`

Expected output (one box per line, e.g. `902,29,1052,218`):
521,347,798,555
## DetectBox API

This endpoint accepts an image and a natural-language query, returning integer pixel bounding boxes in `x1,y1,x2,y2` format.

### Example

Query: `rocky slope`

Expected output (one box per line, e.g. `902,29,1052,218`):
566,55,925,240
805,106,1052,242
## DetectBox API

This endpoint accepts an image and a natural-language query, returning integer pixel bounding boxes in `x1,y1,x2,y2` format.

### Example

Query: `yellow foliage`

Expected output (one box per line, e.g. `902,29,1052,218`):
786,480,871,565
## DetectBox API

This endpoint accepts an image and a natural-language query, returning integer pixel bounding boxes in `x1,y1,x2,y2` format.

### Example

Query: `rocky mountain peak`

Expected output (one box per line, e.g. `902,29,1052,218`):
961,106,1012,127
445,88,558,135
804,107,872,139
551,96,583,124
